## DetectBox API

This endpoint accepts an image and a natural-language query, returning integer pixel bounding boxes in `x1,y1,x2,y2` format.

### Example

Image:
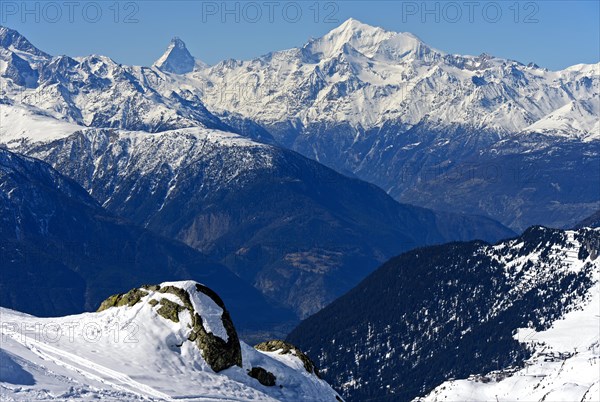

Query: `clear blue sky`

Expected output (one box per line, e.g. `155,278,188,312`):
2,1,598,70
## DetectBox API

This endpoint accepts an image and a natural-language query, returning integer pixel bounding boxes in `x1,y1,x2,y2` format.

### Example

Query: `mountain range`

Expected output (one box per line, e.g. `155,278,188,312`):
0,118,513,322
0,18,598,402
0,148,293,336
182,19,600,231
1,20,598,231
0,24,517,324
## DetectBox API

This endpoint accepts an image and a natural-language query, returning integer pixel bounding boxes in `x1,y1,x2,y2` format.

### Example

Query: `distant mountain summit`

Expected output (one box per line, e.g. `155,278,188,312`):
302,18,435,62
153,37,197,74
0,26,50,59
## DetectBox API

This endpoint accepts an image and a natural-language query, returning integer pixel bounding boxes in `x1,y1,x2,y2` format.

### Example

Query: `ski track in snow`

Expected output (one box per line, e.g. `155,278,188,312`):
3,327,173,400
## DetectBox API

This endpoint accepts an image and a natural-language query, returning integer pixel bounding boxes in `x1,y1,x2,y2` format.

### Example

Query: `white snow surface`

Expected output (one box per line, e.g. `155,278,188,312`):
0,102,81,144
0,281,342,401
0,102,267,150
417,231,600,402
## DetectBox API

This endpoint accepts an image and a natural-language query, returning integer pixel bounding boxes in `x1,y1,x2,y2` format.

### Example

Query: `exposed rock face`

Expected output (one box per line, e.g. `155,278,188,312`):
248,367,276,386
156,298,185,323
97,288,148,311
255,340,320,378
97,281,242,372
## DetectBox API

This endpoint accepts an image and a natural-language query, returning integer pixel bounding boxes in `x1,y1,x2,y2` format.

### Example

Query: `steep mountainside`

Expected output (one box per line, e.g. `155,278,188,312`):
0,281,343,401
287,226,600,401
398,134,600,230
418,276,600,401
0,148,293,334
10,125,513,320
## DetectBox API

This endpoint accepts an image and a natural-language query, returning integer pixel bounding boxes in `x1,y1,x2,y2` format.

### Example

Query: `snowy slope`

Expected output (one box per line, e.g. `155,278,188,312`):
523,99,600,141
0,281,342,401
0,102,81,144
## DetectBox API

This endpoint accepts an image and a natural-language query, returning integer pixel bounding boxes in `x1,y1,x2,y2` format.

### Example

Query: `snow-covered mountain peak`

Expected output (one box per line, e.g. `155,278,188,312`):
325,18,390,40
304,18,435,61
153,36,198,74
192,19,597,134
0,26,48,87
169,36,186,49
305,18,402,59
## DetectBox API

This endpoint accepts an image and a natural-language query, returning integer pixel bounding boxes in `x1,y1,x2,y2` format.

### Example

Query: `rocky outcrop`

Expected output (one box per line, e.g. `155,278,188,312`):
97,281,242,372
255,340,320,378
248,367,276,386
97,288,148,311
